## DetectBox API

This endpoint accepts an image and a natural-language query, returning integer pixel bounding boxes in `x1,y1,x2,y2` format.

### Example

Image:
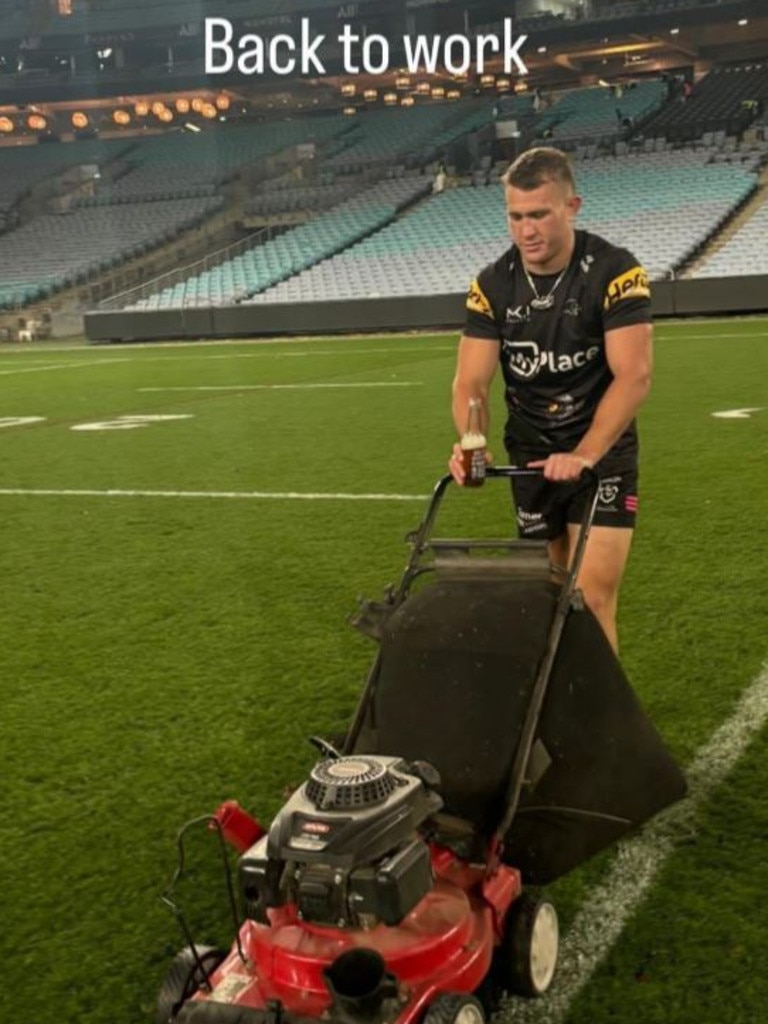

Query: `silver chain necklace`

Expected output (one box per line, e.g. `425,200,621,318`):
523,264,567,310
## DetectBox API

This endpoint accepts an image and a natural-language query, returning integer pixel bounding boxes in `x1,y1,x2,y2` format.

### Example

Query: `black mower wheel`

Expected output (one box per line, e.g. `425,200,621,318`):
495,893,559,998
423,992,486,1024
156,944,226,1024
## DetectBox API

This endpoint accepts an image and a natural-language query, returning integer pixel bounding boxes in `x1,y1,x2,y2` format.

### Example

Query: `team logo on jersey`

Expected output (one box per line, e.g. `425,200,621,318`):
598,480,620,507
504,339,601,379
506,305,529,324
563,298,580,316
506,340,541,378
603,265,650,310
466,278,493,319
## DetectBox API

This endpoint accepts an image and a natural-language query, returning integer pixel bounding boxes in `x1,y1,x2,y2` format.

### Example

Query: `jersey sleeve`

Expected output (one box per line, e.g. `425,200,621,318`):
601,250,653,331
464,272,501,341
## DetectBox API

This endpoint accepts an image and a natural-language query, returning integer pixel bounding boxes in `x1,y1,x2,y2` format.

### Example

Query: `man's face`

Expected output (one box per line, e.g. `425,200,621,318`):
505,178,581,273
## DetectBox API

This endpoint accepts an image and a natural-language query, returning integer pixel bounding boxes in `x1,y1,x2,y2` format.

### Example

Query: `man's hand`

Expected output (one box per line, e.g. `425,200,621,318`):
449,442,493,485
528,452,594,482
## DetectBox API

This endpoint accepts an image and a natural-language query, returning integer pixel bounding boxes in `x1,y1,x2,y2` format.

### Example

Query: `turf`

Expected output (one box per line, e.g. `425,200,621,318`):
1,319,767,1024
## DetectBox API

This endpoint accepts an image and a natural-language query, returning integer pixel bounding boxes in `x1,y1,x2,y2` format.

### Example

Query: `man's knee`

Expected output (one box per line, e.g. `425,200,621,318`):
579,580,617,621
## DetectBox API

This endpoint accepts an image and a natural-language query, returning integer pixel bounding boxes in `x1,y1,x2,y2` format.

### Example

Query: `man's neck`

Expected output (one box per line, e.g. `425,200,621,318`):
521,232,576,276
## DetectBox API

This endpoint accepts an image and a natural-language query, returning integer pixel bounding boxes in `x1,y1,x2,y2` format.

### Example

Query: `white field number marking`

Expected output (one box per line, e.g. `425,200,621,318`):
70,414,193,432
0,417,46,429
711,407,764,419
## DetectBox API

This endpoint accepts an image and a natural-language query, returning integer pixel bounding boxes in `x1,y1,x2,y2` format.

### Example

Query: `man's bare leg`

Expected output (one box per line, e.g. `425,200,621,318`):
563,524,634,653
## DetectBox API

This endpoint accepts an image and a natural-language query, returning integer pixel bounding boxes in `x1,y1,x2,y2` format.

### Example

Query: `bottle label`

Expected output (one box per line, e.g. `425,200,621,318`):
460,437,486,486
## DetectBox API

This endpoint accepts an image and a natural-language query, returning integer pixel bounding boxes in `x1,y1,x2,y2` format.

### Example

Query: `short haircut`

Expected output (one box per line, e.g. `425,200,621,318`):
502,147,576,193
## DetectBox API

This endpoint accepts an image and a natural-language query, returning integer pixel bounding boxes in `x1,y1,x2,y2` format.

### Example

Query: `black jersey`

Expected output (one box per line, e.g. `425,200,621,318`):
464,229,652,456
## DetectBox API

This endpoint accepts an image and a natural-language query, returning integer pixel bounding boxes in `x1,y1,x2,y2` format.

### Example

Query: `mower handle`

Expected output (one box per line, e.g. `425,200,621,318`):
394,464,599,604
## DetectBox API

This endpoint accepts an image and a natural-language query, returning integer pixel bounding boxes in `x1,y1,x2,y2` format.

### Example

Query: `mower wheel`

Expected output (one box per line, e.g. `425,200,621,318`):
156,944,226,1024
423,992,486,1024
495,893,559,998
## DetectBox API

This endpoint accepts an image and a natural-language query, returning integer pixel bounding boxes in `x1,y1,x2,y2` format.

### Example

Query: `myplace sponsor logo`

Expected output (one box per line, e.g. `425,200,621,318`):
505,340,600,379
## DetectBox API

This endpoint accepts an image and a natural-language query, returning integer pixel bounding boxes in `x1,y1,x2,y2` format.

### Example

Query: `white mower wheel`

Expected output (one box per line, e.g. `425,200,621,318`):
497,893,559,998
423,992,487,1024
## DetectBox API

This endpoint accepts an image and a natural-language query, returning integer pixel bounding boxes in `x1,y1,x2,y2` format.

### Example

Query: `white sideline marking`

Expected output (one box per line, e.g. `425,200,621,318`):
711,407,764,419
507,660,768,1024
0,358,131,376
0,487,429,503
207,346,455,359
137,382,423,392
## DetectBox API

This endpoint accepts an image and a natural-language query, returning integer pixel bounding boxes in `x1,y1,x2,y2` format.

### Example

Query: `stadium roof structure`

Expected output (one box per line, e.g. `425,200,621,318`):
0,0,764,116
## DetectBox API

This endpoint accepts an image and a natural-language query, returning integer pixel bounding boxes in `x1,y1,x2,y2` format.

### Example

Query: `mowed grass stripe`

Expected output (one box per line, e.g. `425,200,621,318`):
1,318,767,1024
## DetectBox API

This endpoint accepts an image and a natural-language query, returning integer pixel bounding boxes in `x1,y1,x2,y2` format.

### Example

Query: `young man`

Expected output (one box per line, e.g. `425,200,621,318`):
449,147,653,652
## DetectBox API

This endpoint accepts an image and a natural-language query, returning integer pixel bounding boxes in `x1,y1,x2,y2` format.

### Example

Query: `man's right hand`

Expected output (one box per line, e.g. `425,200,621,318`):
449,442,467,485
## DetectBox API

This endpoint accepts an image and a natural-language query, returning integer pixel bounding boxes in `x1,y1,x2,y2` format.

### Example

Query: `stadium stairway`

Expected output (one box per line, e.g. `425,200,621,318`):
682,161,768,278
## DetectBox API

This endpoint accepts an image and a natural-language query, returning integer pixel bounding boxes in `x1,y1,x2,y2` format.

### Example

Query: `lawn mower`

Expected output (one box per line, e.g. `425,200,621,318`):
157,467,686,1024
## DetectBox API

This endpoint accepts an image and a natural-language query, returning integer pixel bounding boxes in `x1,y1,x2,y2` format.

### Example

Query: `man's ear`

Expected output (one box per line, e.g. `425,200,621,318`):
567,194,583,218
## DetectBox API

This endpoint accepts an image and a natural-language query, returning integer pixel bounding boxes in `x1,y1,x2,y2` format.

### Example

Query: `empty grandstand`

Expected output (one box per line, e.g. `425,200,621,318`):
0,0,766,339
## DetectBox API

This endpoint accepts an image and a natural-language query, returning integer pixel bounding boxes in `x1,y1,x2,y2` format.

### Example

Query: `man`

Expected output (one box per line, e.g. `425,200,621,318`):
449,147,653,653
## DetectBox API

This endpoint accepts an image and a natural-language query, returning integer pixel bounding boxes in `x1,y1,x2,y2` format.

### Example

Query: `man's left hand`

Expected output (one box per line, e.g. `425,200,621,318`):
528,452,594,482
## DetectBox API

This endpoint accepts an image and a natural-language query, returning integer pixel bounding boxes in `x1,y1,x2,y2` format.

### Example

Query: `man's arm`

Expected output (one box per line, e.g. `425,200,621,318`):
450,335,500,483
530,322,653,481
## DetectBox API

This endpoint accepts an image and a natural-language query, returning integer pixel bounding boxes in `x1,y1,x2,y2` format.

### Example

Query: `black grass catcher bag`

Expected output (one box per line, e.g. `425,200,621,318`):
347,469,686,884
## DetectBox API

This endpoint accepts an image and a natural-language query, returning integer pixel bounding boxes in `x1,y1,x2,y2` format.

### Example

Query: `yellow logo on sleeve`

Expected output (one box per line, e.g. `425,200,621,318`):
603,265,651,310
466,278,494,319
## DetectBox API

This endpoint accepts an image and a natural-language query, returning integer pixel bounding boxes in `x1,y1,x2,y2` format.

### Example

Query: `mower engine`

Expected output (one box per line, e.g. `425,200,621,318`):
240,755,443,929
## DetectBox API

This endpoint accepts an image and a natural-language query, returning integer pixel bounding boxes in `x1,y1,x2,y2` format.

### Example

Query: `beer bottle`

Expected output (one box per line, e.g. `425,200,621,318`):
460,398,487,487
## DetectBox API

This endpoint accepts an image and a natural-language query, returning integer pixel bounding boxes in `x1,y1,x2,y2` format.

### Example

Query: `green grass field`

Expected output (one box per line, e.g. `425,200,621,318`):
1,318,767,1024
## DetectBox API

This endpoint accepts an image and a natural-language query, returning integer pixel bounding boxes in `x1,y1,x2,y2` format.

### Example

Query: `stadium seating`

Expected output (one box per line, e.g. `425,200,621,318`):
642,64,768,142
0,137,131,222
245,148,757,305
130,178,431,309
74,118,346,206
694,201,768,276
323,100,494,173
0,196,223,308
533,81,667,144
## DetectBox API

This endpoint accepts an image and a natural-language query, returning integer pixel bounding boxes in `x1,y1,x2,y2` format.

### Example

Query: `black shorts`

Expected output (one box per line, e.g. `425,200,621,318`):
506,449,639,540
